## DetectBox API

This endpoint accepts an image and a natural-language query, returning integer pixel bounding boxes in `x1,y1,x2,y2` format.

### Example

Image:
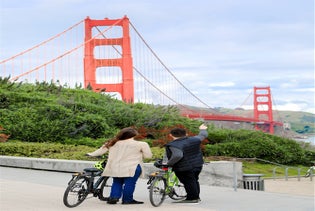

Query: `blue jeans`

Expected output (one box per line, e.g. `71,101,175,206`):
110,164,142,202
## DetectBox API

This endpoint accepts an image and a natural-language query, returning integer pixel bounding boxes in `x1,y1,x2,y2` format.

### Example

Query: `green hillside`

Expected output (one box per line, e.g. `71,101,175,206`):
0,77,201,145
215,107,315,134
0,77,314,165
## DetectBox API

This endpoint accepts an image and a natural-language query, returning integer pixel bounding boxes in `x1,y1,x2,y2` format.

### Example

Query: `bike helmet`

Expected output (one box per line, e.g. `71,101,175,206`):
94,161,104,170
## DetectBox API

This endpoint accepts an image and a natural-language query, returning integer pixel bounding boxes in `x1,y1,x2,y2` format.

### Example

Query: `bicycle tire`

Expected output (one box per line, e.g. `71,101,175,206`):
63,176,89,208
149,177,166,207
98,177,113,201
169,182,186,200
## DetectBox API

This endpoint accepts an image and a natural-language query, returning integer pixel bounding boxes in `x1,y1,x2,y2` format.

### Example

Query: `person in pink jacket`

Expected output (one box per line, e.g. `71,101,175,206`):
87,127,152,205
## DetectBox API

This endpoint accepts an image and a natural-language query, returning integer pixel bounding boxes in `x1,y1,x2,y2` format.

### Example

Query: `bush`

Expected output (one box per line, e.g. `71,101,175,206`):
204,130,315,165
0,79,203,144
0,140,164,162
0,141,96,160
1,79,314,166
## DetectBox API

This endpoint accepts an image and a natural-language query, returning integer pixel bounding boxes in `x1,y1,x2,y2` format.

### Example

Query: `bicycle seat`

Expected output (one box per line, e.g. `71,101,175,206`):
154,159,168,169
84,167,101,173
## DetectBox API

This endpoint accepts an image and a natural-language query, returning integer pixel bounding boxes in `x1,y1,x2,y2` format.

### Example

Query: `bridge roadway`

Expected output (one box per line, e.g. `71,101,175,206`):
0,166,314,211
181,112,283,126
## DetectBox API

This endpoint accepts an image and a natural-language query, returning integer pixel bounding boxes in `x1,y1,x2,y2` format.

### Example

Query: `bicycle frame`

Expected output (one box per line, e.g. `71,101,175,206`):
305,166,315,178
148,166,180,187
68,170,103,188
163,167,179,193
148,165,186,207
63,167,111,208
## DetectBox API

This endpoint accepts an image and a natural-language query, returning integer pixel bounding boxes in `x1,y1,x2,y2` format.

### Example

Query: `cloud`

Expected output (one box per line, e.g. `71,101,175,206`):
275,103,314,114
207,82,235,88
0,0,314,114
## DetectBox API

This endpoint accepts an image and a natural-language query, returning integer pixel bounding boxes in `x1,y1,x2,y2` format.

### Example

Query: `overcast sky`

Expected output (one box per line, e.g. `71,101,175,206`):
0,0,314,113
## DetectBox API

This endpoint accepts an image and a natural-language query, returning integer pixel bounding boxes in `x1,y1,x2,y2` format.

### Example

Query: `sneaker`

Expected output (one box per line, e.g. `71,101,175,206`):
122,200,144,205
173,199,199,204
99,197,109,201
107,198,119,204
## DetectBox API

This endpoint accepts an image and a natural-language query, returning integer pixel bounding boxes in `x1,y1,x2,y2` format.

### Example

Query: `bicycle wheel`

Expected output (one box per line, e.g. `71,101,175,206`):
63,176,89,208
169,182,186,200
98,177,113,201
149,177,166,207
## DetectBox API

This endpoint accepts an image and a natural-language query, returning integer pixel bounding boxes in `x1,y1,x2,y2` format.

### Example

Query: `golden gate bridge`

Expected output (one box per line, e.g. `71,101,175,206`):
0,16,283,134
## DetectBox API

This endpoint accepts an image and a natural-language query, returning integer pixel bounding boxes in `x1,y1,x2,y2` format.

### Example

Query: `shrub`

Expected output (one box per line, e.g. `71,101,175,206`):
204,131,315,165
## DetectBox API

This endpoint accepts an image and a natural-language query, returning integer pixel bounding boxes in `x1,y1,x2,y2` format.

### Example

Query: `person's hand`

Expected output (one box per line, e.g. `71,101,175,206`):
199,124,208,130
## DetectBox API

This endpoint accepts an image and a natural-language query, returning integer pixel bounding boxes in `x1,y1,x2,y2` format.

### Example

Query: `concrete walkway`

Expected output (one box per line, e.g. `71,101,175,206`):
264,177,314,197
0,167,314,211
0,156,314,211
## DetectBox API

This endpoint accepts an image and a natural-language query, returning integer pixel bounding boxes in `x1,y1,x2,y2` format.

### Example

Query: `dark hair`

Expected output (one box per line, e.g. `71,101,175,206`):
170,128,186,138
104,127,138,148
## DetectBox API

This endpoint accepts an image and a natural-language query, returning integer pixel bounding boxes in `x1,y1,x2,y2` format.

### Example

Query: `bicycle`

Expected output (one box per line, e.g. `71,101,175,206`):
63,160,113,208
147,160,186,207
304,165,315,178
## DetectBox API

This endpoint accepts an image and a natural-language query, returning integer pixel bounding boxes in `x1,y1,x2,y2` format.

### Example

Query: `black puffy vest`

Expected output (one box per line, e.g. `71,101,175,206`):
166,136,203,171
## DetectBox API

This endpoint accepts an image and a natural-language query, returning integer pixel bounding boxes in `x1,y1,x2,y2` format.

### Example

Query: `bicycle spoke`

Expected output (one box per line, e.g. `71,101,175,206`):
99,177,112,201
149,177,166,207
170,183,186,200
63,176,89,208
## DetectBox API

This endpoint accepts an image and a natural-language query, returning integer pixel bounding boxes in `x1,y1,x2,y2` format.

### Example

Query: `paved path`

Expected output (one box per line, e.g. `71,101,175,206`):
264,177,314,196
0,167,314,211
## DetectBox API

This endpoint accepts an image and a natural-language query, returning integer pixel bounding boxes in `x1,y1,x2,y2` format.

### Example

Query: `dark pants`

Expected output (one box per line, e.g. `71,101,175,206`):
110,164,142,203
175,166,202,200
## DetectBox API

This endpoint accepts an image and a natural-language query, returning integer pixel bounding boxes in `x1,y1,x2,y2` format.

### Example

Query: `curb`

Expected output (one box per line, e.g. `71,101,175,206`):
0,155,243,188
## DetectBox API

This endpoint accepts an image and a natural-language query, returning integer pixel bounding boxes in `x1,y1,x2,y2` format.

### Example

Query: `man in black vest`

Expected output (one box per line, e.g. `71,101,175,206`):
165,124,208,204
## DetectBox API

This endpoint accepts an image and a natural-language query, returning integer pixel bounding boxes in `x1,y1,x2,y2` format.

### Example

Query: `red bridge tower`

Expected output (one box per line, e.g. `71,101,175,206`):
84,16,134,103
253,86,275,134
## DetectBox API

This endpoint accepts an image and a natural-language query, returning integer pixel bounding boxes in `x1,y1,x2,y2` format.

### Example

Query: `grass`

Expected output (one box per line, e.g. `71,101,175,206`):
204,156,310,178
242,161,309,178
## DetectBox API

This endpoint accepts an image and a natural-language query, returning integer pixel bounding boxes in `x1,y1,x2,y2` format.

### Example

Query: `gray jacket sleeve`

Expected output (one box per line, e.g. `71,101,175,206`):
196,129,208,140
167,147,183,166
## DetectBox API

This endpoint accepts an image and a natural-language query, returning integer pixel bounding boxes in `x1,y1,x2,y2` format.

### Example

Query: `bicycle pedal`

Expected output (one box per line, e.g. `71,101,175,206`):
150,172,159,176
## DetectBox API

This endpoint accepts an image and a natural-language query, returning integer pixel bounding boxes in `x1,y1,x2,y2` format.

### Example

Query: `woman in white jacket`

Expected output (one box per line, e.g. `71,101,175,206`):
87,127,152,205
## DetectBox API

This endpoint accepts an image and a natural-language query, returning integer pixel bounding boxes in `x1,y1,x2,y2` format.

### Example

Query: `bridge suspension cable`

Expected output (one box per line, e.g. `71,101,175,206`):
0,19,85,64
93,20,217,114
0,19,86,85
0,16,284,134
129,21,218,114
94,26,195,107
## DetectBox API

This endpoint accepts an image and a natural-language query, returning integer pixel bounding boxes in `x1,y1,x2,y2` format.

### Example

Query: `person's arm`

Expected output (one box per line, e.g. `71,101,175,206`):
195,124,208,140
167,147,183,166
86,145,108,157
141,142,153,159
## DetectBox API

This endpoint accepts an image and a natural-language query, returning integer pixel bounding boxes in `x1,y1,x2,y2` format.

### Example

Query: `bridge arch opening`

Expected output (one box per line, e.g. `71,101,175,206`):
84,16,134,102
94,45,122,59
92,26,122,38
95,67,122,84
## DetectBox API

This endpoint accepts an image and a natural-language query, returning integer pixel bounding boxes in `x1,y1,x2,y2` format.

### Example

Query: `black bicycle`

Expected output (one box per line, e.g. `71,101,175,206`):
63,161,113,208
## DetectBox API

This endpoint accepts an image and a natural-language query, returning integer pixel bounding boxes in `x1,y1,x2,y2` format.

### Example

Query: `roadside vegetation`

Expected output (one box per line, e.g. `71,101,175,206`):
1,77,314,177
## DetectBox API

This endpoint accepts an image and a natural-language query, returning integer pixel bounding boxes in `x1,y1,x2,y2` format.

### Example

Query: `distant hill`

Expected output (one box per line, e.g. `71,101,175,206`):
214,107,315,134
